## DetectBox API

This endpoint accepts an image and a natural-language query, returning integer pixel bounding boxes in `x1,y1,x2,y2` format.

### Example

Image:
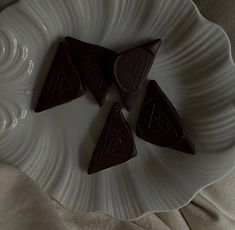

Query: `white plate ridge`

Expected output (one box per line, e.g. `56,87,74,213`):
0,0,235,220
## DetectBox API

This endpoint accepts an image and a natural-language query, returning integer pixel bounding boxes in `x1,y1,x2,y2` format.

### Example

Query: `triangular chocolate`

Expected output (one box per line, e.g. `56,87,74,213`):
88,103,137,174
65,37,116,106
113,39,161,111
35,41,85,112
136,80,195,154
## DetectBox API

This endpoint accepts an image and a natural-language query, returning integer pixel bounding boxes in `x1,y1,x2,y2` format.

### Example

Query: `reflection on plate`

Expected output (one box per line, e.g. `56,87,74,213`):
0,0,235,220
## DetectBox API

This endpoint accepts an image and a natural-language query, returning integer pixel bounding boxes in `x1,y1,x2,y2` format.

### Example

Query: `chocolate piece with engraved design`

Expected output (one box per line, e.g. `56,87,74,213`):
66,37,116,106
136,80,195,154
113,39,161,111
88,103,137,174
35,41,85,112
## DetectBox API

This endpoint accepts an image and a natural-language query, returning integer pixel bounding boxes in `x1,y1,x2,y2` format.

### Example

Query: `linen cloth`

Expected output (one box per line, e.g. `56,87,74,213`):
0,1,235,229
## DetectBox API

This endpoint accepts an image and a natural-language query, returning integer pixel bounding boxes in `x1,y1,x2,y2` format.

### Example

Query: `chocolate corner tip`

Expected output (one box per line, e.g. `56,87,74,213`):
112,102,121,110
64,36,72,42
34,107,46,113
149,79,157,84
132,145,138,158
97,96,106,107
121,95,135,111
188,145,196,155
87,169,93,175
97,102,104,107
154,38,162,43
34,104,43,113
87,164,96,175
146,38,161,54
171,137,196,155
124,101,132,111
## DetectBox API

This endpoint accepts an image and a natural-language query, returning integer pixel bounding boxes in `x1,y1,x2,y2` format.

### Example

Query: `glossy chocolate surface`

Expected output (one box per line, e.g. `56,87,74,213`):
66,37,116,106
113,39,161,111
35,41,85,112
136,80,195,154
88,103,137,174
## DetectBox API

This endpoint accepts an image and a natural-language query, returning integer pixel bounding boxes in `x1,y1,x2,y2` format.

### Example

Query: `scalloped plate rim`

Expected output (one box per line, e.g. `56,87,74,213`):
0,0,234,220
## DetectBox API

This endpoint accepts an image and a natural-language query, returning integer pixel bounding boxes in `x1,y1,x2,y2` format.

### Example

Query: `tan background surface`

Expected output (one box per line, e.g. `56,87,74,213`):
0,1,235,229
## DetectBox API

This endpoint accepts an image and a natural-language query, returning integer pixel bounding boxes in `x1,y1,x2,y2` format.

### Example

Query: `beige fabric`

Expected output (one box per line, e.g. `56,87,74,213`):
0,1,235,229
0,163,235,230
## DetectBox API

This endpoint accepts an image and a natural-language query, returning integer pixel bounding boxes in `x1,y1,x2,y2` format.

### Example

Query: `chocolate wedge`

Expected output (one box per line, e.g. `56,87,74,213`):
65,37,116,106
136,80,195,154
88,103,137,174
113,39,161,111
35,41,85,112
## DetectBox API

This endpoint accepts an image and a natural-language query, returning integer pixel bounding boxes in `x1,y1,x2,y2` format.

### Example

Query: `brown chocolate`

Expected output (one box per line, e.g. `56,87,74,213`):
113,39,161,111
35,41,85,112
136,80,195,154
65,37,116,106
88,103,137,174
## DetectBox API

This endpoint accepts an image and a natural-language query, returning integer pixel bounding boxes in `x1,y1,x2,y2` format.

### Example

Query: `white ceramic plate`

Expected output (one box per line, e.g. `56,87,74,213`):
0,0,235,220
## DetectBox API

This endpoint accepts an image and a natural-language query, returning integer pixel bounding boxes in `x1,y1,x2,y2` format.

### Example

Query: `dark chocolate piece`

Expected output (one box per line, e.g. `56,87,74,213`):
35,41,85,112
88,103,137,174
113,39,161,111
65,37,116,106
136,80,195,154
